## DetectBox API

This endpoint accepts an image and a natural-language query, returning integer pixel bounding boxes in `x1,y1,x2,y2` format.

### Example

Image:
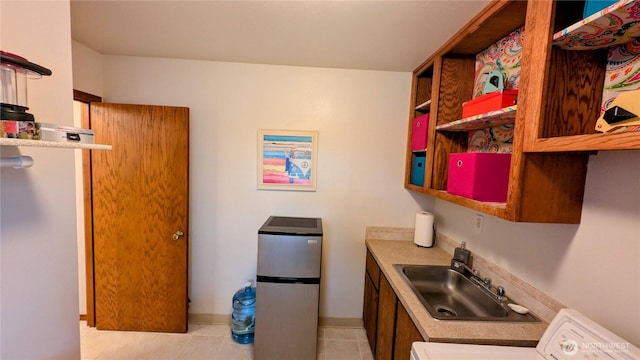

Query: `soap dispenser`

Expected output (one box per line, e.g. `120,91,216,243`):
453,241,471,265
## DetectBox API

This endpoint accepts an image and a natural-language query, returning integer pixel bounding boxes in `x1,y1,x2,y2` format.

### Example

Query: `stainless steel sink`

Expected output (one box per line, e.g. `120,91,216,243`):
394,264,539,322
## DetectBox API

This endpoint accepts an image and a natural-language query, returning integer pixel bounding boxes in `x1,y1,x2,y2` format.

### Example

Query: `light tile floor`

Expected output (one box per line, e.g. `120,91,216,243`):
80,321,374,360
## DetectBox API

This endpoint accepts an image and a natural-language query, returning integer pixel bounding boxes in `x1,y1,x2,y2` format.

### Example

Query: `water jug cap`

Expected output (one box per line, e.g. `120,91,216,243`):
244,281,252,290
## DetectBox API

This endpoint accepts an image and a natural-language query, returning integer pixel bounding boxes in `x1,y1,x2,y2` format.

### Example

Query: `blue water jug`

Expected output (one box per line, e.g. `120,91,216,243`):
231,281,256,344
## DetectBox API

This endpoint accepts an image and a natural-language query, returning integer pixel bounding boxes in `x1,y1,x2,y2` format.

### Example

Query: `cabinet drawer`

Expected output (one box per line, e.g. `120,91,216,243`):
365,250,380,290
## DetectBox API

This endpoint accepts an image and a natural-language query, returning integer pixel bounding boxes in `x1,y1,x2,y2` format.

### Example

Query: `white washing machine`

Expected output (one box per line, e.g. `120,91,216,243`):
411,309,639,360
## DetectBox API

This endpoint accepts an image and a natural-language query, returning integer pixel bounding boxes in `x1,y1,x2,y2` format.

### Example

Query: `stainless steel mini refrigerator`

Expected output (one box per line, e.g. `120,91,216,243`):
255,216,323,360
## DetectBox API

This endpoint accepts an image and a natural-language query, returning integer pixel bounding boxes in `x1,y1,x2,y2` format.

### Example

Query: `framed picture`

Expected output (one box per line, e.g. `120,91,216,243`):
257,129,318,191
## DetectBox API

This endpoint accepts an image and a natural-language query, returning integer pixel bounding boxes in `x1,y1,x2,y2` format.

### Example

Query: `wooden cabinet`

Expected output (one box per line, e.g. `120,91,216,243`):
404,0,639,224
375,273,397,360
363,250,425,360
521,0,640,152
363,250,380,352
394,302,424,360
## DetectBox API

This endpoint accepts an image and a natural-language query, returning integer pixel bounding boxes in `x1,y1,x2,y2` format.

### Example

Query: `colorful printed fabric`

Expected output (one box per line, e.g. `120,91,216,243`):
467,126,514,153
464,28,523,153
437,106,517,131
473,26,524,98
602,39,640,113
553,0,640,50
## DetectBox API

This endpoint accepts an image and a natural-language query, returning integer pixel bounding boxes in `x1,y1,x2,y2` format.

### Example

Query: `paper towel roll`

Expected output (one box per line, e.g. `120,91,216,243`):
414,211,435,247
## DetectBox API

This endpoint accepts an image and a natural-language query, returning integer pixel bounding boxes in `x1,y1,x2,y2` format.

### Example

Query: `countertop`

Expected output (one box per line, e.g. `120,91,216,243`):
366,238,548,347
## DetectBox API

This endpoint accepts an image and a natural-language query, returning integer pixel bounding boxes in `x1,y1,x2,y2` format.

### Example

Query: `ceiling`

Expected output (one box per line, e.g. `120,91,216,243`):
70,0,490,72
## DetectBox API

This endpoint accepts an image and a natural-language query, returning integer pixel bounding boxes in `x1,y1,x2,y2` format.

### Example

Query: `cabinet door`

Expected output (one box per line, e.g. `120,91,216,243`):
375,274,398,360
394,302,424,360
363,271,379,353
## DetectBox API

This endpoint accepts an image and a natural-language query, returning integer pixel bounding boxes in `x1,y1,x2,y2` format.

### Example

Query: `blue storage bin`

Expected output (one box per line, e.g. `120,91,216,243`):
583,0,619,18
411,155,426,187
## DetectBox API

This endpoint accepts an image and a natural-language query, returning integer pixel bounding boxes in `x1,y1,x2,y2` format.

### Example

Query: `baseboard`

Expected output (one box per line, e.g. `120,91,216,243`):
188,313,231,325
318,317,363,328
188,313,362,328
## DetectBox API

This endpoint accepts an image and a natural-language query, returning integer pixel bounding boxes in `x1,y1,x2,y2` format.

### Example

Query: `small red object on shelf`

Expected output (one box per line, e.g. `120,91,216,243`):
461,90,518,119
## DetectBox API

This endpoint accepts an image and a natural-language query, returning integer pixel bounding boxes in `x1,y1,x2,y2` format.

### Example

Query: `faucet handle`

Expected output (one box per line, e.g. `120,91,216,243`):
496,286,505,297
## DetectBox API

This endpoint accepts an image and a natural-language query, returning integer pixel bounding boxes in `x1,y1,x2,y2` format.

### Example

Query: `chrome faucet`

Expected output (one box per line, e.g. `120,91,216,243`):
451,258,475,275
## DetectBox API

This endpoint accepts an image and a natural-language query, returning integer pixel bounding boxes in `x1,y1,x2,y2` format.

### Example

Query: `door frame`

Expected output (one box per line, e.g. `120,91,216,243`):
74,89,102,327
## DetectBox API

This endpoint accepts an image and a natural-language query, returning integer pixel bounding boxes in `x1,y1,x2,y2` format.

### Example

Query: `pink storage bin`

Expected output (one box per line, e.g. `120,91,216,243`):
447,152,512,202
411,113,429,151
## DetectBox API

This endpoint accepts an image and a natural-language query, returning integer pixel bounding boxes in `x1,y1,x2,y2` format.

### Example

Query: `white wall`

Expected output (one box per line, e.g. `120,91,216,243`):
71,54,434,319
0,1,81,359
436,150,640,346
71,41,104,98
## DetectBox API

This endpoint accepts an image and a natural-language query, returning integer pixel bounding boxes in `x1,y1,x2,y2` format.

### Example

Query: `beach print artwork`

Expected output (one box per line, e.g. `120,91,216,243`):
258,130,318,191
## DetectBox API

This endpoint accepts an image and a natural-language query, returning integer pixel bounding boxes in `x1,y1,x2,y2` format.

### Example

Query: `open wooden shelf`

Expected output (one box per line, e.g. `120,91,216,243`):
522,0,640,153
404,0,601,224
436,106,517,131
525,132,640,152
552,0,640,50
415,100,431,113
0,138,112,150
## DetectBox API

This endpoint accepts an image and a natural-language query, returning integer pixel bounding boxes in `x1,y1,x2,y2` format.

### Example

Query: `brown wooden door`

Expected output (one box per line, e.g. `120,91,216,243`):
394,302,424,360
375,274,397,360
91,103,189,333
363,271,379,353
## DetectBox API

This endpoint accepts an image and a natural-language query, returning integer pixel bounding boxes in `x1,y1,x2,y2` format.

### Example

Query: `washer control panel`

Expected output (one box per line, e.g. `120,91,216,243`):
538,309,639,360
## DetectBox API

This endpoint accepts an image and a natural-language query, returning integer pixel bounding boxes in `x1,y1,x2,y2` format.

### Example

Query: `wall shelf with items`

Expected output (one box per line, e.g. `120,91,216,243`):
0,138,112,150
552,0,639,50
0,138,112,169
521,0,640,152
404,0,591,223
405,61,434,189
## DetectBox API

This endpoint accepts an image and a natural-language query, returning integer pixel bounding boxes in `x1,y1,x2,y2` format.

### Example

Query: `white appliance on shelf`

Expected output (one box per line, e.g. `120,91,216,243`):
255,216,323,360
411,309,639,360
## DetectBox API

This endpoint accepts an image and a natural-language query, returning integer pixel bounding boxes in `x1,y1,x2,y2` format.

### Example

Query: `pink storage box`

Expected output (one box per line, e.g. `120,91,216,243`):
447,152,511,202
411,113,429,151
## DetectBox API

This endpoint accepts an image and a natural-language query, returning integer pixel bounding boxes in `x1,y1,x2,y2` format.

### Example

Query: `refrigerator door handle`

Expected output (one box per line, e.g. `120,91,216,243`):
257,275,320,285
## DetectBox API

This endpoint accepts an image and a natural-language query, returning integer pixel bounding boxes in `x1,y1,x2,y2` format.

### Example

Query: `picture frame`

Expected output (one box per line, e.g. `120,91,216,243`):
257,129,318,191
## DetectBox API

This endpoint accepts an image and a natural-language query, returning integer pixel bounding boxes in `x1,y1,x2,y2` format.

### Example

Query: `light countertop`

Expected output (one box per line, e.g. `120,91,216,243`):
366,238,548,347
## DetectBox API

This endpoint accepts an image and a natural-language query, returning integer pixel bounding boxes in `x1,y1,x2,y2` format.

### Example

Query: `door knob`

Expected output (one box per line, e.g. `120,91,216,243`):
173,230,184,240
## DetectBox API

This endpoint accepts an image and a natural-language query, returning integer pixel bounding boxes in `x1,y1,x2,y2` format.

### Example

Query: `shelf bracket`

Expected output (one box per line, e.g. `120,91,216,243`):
0,156,34,169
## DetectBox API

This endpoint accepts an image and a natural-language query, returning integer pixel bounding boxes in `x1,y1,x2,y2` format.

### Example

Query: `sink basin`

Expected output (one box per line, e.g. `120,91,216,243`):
394,264,538,322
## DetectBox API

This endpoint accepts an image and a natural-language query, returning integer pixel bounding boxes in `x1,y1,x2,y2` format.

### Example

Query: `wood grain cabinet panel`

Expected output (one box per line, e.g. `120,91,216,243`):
363,250,380,353
394,302,425,360
375,274,398,360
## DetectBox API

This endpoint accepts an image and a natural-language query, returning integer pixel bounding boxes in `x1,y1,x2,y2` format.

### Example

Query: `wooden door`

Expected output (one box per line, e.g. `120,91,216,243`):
394,302,424,360
363,250,380,353
375,274,397,360
91,103,189,332
363,271,378,353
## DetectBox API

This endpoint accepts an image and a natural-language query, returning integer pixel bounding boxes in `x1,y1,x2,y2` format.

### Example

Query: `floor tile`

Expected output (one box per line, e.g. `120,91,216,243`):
80,322,369,360
324,339,361,360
